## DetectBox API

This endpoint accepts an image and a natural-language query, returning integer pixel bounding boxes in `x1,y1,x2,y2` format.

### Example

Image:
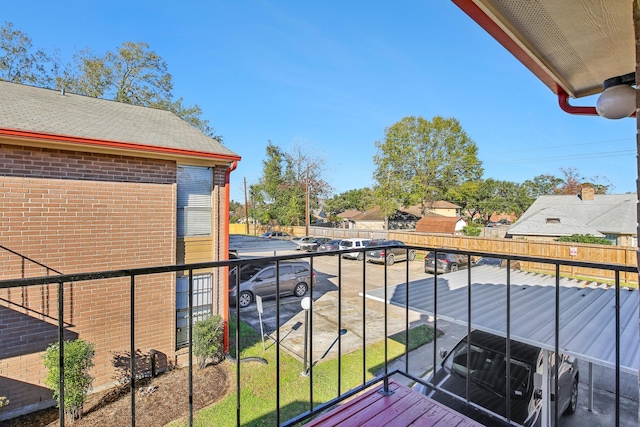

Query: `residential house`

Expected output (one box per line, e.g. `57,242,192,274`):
0,81,240,418
350,206,420,230
335,209,362,229
403,201,462,218
506,187,637,246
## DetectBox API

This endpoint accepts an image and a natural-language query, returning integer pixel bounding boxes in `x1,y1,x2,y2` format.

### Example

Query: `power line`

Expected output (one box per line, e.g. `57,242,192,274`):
483,150,635,165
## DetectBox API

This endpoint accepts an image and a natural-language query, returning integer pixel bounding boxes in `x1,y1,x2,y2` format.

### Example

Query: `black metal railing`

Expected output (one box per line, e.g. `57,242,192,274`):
0,245,636,426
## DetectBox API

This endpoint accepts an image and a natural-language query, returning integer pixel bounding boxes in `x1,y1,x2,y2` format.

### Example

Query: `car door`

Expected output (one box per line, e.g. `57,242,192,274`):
251,266,278,298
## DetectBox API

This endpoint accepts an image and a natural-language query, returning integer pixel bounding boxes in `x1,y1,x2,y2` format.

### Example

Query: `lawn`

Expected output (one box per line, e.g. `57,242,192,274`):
171,315,439,426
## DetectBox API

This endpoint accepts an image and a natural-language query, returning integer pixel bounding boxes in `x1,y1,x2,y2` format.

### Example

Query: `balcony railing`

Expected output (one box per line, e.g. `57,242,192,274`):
0,245,637,426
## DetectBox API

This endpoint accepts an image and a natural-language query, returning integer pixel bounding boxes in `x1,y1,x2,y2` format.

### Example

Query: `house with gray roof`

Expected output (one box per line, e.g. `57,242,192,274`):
506,187,637,246
0,80,240,418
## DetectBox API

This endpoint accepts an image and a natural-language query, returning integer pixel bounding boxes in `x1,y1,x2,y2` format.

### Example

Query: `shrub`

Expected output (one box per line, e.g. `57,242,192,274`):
42,339,95,421
462,224,482,236
193,315,225,369
556,234,612,245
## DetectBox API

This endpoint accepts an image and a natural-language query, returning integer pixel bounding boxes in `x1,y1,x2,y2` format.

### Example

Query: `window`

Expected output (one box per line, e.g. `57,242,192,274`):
605,234,618,245
177,165,212,237
176,274,212,348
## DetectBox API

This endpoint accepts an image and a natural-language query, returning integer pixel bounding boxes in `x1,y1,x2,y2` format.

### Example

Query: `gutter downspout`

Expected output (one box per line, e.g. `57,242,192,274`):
222,160,238,352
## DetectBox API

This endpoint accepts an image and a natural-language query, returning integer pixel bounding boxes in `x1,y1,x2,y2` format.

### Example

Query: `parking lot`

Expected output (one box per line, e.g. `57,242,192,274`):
230,234,638,426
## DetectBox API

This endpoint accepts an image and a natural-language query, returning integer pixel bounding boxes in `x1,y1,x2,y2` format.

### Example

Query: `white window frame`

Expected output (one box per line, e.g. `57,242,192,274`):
177,165,213,237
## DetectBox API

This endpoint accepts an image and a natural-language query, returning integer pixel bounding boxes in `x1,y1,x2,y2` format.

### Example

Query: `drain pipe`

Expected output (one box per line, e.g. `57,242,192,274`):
222,160,238,353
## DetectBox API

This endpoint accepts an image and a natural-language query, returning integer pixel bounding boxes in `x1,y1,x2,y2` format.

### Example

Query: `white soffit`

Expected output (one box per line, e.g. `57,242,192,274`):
456,0,635,98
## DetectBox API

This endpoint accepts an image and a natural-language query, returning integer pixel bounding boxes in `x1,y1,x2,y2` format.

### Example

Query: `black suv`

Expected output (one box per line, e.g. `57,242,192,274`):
424,252,472,274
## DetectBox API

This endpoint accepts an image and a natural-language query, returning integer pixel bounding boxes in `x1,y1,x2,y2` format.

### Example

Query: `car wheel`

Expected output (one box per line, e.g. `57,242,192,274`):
408,250,416,261
564,378,579,415
357,252,364,261
294,282,308,297
386,254,395,266
450,264,459,272
238,291,252,308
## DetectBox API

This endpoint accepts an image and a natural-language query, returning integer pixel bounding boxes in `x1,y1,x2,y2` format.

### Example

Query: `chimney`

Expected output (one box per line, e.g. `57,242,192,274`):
580,185,595,201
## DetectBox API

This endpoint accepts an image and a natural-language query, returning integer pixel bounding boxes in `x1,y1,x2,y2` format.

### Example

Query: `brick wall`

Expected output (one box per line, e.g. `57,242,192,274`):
0,145,177,416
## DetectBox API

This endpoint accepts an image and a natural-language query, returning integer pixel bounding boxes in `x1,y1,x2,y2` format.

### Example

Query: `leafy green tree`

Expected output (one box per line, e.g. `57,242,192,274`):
250,142,330,226
458,179,531,224
0,21,56,87
523,168,610,198
42,339,95,421
522,174,563,199
324,188,375,215
56,41,219,138
373,116,483,219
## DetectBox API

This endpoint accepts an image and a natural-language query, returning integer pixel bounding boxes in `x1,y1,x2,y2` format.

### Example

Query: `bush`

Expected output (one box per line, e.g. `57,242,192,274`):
42,339,95,421
462,224,482,236
556,234,612,245
193,315,225,369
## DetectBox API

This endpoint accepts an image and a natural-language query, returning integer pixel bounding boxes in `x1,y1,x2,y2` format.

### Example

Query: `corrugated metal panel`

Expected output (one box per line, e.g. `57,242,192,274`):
366,265,639,374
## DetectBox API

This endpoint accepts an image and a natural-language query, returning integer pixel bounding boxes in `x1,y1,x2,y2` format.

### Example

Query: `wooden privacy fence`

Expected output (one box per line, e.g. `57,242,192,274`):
232,225,638,285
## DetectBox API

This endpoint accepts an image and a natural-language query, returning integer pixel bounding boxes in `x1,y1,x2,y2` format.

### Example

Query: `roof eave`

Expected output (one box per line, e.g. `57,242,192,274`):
0,127,242,163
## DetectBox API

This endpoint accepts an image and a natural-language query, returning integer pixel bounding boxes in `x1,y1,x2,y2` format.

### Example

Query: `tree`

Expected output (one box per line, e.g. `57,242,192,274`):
53,41,220,139
324,188,375,215
373,116,483,219
523,168,610,198
522,174,564,199
456,179,531,224
250,142,331,226
42,339,95,421
0,22,56,87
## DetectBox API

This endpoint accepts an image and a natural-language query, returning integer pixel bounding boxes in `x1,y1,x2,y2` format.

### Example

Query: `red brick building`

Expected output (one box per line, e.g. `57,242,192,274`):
0,81,240,419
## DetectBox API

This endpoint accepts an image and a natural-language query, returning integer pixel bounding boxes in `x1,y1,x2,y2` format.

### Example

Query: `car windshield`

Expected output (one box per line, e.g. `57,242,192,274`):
427,253,448,260
443,341,532,398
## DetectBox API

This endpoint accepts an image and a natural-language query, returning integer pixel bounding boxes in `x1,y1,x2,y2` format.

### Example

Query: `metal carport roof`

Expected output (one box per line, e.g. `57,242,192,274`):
366,265,639,375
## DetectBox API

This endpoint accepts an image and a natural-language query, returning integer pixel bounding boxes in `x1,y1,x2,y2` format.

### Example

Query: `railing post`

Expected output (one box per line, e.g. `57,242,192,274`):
130,275,136,427
57,280,65,427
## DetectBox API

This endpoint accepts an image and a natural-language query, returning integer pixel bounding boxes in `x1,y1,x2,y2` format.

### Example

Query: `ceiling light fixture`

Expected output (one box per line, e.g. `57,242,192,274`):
596,72,636,119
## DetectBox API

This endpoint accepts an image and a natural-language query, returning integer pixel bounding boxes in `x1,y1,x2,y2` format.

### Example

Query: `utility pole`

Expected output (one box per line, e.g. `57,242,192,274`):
243,177,249,235
305,167,310,236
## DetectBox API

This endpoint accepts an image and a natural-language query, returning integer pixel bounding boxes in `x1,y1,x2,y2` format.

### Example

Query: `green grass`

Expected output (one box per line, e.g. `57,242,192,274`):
170,317,438,427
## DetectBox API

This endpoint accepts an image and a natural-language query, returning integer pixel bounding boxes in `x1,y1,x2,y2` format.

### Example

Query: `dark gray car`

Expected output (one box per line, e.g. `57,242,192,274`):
415,330,579,426
229,261,315,308
365,240,416,265
424,252,472,273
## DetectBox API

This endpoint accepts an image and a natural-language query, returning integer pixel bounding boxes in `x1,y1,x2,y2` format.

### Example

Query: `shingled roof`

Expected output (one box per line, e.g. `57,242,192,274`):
0,80,239,161
508,193,637,237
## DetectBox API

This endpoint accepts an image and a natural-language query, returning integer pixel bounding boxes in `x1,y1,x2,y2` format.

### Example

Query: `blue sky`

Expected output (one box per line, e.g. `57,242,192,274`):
6,1,636,202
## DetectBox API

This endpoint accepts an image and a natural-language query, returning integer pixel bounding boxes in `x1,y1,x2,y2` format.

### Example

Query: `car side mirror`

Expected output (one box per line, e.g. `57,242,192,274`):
439,348,448,359
533,372,542,389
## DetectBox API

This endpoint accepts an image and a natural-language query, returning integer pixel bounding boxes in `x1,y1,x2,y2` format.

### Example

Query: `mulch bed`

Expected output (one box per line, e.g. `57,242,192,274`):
1,362,232,427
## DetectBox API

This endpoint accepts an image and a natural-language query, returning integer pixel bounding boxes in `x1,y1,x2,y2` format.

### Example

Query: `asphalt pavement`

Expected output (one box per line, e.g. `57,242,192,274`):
231,234,638,426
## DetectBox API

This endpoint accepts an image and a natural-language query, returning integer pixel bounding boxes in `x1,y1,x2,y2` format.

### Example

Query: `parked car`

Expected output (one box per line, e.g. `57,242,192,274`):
414,330,579,426
303,237,331,251
229,261,316,308
292,235,315,250
261,231,291,240
424,252,473,274
365,240,416,265
317,239,343,253
474,257,521,270
339,238,372,260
